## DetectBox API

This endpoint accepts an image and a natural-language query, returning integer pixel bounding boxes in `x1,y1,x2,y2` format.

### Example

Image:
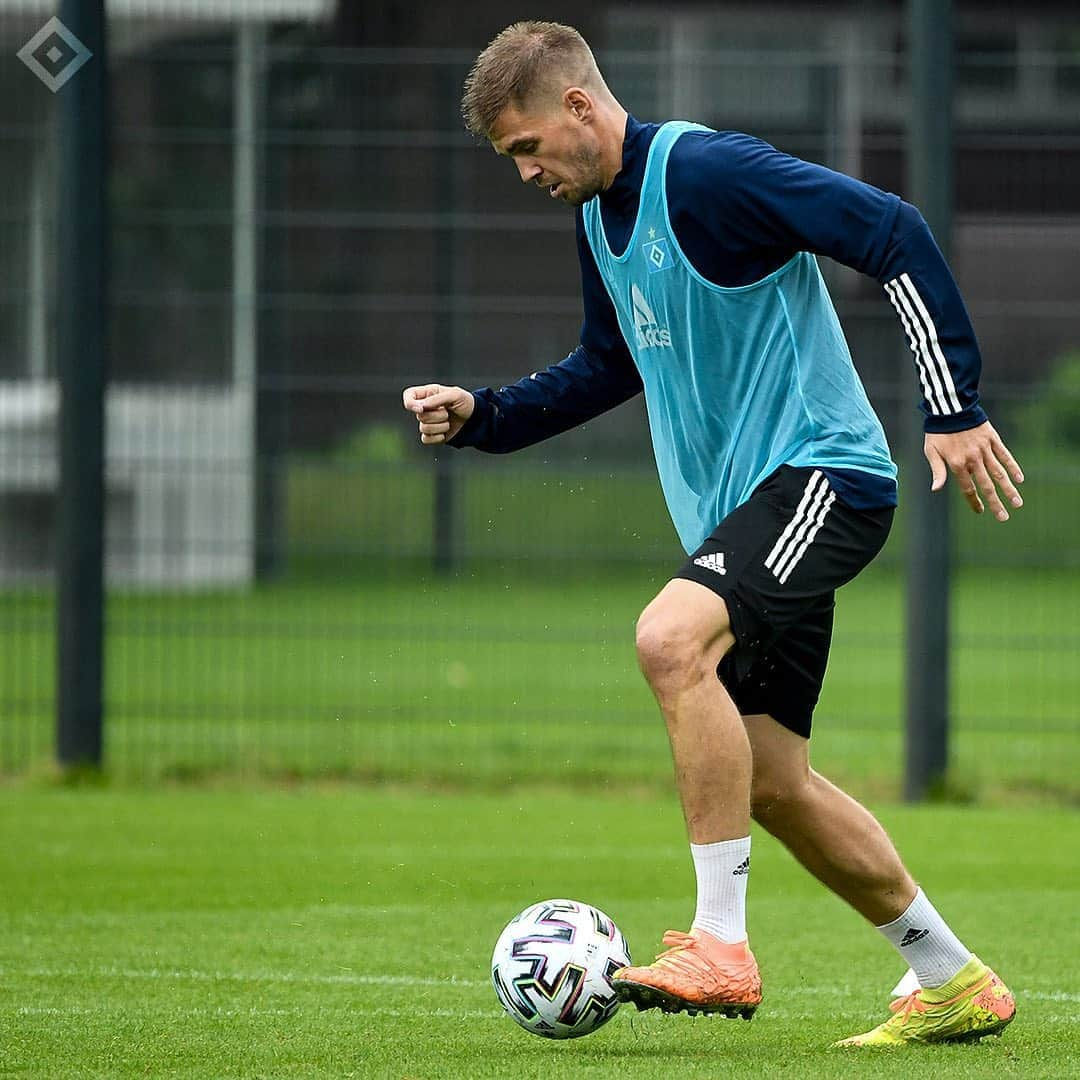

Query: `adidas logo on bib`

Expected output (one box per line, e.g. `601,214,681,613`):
631,283,673,350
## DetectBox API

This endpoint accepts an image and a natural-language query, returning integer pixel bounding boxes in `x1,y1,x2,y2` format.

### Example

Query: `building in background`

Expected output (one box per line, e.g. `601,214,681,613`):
0,0,332,585
0,0,1077,581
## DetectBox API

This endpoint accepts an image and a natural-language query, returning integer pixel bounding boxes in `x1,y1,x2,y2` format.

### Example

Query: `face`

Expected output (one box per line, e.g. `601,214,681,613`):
489,95,606,207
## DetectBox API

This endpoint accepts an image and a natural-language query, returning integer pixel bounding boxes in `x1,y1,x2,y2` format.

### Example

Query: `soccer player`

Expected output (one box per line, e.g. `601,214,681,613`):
402,21,1023,1047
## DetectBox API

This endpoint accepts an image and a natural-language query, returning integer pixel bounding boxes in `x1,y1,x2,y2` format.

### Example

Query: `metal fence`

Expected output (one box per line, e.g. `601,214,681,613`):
1,13,1078,799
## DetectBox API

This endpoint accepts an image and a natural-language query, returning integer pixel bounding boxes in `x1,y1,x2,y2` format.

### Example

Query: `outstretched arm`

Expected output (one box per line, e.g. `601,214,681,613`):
681,133,1025,519
872,208,1025,520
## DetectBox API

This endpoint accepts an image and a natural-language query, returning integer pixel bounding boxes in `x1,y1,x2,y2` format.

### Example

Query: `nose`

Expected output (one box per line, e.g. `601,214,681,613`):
516,159,542,184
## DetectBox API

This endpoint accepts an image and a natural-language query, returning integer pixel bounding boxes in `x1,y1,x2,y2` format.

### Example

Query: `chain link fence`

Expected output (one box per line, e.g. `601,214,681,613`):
1,10,1077,798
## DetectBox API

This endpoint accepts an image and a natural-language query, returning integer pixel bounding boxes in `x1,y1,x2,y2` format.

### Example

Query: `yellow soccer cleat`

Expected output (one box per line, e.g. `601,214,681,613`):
835,955,1016,1047
611,928,761,1019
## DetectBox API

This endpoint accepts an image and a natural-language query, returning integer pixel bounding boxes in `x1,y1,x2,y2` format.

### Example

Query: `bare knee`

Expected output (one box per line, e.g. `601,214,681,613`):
635,593,733,699
635,610,702,693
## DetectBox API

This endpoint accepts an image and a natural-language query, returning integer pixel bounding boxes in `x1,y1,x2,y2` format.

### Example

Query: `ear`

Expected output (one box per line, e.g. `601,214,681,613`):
564,87,593,122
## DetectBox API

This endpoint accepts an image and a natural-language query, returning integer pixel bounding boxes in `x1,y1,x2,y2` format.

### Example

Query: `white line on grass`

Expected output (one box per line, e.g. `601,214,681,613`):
6,902,521,927
8,967,1079,1007
14,1004,504,1021
14,967,489,990
10,1003,1080,1028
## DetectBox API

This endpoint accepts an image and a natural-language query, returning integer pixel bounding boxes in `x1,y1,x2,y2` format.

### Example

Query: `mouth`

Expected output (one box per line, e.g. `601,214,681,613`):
546,181,562,199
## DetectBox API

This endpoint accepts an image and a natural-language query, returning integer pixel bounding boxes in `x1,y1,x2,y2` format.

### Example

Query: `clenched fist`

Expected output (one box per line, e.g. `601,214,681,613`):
402,384,475,445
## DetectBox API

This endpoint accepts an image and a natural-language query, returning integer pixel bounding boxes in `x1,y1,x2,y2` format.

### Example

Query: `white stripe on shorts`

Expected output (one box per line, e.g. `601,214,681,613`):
777,488,836,583
764,470,835,584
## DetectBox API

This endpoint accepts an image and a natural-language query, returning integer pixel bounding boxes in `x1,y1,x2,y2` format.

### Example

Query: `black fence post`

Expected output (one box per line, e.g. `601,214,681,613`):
904,0,953,800
432,65,466,575
251,30,284,584
56,0,108,769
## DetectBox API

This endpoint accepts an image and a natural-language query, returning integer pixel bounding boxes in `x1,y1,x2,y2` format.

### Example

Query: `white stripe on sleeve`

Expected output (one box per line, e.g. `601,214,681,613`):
886,278,947,414
897,273,962,414
886,273,964,416
885,279,942,415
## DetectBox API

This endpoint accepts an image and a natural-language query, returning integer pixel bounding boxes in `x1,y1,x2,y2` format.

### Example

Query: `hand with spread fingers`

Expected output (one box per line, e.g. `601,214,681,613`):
923,421,1024,522
402,383,475,446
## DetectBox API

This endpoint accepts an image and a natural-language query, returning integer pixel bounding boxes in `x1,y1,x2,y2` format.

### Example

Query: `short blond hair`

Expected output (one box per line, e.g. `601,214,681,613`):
461,21,603,139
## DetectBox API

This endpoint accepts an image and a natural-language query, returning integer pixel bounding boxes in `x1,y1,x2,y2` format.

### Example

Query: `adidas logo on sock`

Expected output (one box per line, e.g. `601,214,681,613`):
732,857,750,876
899,927,930,947
693,552,726,575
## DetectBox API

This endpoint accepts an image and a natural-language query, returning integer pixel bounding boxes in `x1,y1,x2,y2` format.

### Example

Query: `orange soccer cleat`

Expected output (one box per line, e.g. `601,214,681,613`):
611,928,761,1019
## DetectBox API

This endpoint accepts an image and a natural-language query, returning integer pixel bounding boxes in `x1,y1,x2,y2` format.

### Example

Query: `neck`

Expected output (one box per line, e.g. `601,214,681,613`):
596,99,629,190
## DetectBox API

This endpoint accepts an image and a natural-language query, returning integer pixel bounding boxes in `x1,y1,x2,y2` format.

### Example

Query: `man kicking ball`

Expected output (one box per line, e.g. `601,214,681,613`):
404,21,1022,1047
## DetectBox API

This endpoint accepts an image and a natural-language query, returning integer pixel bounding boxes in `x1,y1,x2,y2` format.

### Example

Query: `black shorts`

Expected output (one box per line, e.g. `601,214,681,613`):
673,465,893,739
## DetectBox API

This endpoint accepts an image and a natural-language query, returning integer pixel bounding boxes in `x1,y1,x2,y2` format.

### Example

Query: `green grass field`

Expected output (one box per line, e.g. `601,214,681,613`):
2,563,1077,802
1,452,1076,1075
1,784,1077,1078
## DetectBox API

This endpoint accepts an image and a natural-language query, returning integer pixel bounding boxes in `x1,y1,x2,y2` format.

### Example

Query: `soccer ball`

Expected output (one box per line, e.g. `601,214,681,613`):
490,898,632,1039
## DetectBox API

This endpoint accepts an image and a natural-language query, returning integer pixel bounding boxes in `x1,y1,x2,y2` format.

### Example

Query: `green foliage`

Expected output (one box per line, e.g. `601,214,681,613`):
331,423,410,466
1,787,1077,1077
1013,349,1080,453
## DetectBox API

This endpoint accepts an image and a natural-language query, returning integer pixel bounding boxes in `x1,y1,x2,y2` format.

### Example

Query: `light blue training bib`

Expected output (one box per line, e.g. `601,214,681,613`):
582,121,897,553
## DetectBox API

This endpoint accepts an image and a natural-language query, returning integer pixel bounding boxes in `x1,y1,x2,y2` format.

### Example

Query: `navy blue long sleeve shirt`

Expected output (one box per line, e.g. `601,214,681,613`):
453,115,988,509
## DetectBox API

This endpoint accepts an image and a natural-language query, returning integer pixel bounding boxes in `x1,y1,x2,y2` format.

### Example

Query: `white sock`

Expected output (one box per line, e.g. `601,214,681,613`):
876,887,972,989
690,837,750,944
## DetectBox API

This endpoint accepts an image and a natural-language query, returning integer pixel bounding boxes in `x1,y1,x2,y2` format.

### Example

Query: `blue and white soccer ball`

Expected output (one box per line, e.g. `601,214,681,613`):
491,898,632,1039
